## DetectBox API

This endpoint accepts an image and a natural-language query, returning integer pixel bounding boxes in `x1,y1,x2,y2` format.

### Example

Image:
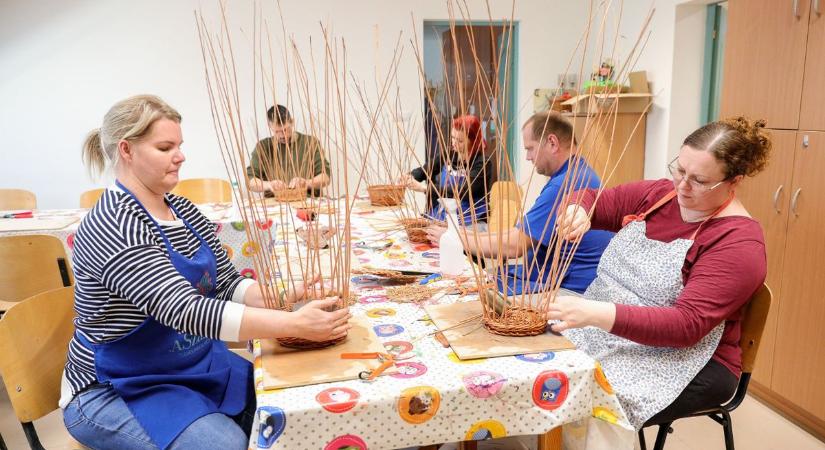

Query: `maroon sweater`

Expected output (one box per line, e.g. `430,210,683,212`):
575,179,767,376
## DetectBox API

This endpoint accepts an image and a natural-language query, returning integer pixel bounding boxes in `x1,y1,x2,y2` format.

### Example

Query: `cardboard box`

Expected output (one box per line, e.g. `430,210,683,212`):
561,92,653,114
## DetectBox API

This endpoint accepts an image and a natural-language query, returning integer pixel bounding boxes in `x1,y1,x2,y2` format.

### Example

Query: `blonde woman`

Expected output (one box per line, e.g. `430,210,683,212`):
62,95,350,450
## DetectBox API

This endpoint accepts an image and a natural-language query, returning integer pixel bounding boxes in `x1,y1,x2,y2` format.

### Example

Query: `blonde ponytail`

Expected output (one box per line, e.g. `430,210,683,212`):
82,95,181,179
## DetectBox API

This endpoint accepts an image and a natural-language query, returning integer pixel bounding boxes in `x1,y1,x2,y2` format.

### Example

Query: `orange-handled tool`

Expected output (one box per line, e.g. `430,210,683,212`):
340,352,396,380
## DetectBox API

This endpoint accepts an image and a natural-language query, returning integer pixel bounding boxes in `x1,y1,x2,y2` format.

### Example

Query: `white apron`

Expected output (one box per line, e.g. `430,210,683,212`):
563,190,729,429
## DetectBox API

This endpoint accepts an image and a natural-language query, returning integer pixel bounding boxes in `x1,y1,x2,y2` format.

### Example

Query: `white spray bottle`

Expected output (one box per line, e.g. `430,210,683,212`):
438,198,466,276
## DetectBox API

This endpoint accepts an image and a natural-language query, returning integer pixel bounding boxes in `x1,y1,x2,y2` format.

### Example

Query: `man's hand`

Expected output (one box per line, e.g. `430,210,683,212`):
269,180,287,191
288,177,308,189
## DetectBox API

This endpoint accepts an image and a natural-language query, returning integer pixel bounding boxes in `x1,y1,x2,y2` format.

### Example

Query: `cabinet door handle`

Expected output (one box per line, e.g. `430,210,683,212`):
772,185,784,213
816,0,822,15
794,0,801,17
791,188,802,216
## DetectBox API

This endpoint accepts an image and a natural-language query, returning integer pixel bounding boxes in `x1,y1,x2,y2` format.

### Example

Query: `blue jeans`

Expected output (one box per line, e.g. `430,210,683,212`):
64,383,256,450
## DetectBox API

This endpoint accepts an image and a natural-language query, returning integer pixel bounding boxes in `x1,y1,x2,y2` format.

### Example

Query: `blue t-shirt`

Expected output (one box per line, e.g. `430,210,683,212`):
499,159,613,295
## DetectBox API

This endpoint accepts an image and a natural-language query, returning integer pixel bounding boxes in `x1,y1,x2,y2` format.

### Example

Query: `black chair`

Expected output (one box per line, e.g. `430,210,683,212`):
639,283,772,450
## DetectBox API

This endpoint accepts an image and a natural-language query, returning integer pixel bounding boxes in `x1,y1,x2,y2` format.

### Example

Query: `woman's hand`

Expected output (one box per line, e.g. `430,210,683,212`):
398,173,427,193
425,223,447,245
292,297,352,341
556,204,591,241
546,295,615,333
283,274,323,303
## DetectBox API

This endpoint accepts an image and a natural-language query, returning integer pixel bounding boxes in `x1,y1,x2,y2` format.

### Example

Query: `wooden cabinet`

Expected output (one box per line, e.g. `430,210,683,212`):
722,0,825,440
735,130,796,386
567,112,647,188
800,6,825,130
720,0,810,129
772,132,825,420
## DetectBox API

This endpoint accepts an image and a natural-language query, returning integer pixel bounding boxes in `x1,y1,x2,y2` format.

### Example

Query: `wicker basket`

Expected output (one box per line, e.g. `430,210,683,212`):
400,218,431,243
483,307,547,336
477,287,547,336
400,218,430,228
276,292,351,349
367,184,405,206
277,334,346,350
272,187,306,202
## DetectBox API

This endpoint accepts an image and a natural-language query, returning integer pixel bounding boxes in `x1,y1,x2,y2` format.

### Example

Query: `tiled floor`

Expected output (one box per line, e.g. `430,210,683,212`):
1,384,823,450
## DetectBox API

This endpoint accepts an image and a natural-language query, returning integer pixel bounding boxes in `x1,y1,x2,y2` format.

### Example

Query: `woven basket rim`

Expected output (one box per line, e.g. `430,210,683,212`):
483,306,547,336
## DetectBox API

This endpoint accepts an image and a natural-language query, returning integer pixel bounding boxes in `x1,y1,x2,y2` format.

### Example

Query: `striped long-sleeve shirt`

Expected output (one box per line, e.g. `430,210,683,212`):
60,186,252,406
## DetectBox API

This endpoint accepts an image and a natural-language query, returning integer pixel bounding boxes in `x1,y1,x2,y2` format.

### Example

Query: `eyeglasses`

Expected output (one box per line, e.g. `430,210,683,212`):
667,157,727,193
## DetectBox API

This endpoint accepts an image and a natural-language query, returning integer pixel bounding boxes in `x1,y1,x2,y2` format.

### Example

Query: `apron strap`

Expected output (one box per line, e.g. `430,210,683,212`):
620,189,736,240
622,190,677,227
688,191,736,240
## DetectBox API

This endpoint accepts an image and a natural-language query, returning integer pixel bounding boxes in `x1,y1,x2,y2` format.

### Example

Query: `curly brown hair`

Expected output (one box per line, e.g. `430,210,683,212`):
682,116,772,179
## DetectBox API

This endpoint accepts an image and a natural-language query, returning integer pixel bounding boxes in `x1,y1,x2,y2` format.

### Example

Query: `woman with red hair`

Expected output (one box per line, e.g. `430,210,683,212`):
403,114,493,226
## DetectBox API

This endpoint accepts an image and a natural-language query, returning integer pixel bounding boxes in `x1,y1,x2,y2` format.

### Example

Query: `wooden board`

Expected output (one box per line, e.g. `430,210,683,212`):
260,317,386,390
352,199,405,213
0,216,79,232
425,300,575,360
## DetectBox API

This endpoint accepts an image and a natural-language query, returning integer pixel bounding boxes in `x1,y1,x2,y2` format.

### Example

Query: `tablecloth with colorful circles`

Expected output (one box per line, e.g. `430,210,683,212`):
249,210,633,450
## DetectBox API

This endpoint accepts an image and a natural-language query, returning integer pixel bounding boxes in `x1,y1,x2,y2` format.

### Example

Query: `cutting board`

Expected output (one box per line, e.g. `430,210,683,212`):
425,300,576,360
0,217,79,232
260,317,386,390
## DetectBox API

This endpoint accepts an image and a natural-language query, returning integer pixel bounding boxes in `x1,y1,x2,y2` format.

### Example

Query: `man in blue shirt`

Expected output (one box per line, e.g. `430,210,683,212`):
427,111,613,294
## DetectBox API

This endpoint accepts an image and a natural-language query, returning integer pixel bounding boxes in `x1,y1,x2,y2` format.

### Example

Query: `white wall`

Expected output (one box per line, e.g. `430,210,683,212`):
0,0,715,209
617,0,715,180
0,0,597,209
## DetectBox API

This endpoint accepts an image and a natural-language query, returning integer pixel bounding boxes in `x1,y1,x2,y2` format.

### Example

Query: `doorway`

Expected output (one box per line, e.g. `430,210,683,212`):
422,21,519,179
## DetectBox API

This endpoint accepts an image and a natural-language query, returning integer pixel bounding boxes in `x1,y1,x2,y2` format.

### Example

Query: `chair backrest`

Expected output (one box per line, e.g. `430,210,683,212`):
0,235,73,303
489,181,522,209
488,199,522,232
488,181,522,233
0,286,75,422
739,283,772,374
171,178,232,204
79,188,105,209
0,189,37,210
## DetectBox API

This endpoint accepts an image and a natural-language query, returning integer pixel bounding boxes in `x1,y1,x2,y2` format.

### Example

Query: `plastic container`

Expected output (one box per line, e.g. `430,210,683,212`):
438,198,465,276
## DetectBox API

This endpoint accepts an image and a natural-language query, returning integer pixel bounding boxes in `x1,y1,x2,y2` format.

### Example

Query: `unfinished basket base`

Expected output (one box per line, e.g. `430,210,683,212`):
276,335,346,350
483,308,547,337
271,187,307,202
367,184,405,206
424,300,575,359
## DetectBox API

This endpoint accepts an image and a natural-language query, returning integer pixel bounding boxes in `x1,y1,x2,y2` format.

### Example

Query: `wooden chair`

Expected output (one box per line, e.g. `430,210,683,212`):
487,199,522,233
78,189,105,209
171,178,232,204
487,181,522,231
0,189,36,210
489,181,522,211
639,283,773,450
487,181,523,232
0,286,87,450
0,235,73,314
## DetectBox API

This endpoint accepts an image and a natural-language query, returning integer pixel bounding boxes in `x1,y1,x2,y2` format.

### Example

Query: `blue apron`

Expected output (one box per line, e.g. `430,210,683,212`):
76,181,250,449
428,165,488,225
